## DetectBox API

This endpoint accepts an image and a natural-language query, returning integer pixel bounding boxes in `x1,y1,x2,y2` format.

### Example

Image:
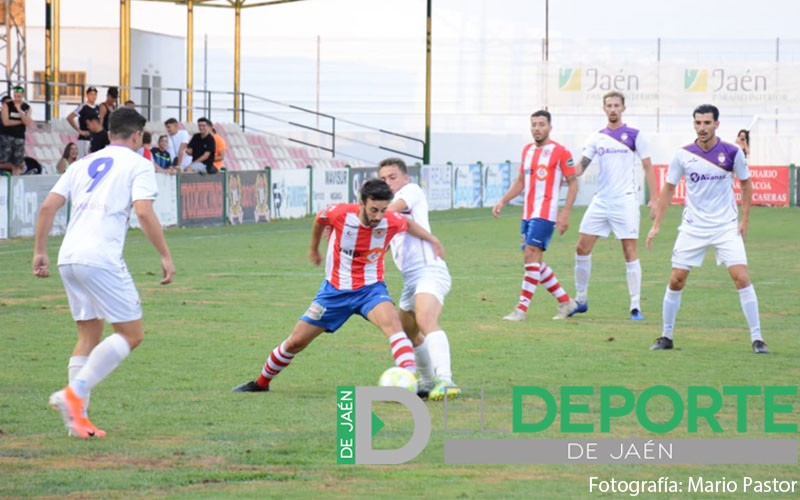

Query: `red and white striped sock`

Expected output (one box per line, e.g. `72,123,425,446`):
389,332,417,374
540,262,570,303
256,341,295,388
516,263,541,312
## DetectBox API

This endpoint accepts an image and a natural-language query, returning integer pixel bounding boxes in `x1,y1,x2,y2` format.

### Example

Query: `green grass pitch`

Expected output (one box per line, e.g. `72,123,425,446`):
1,205,798,498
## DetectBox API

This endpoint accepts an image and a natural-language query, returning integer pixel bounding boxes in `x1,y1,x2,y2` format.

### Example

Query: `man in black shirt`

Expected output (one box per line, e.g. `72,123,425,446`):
67,86,99,158
185,117,217,174
0,86,33,175
87,115,110,153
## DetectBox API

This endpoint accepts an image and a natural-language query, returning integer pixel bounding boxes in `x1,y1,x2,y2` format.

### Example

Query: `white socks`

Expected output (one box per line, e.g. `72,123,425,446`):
661,288,682,340
574,254,591,303
413,340,435,384
738,285,763,342
69,333,131,400
626,259,642,311
425,330,453,383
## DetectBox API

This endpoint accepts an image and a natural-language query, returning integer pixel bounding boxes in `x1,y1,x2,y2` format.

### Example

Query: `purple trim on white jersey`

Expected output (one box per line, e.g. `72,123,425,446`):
599,124,639,152
683,139,738,172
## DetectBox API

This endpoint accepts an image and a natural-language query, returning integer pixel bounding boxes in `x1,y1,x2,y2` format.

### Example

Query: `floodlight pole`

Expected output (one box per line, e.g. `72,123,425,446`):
119,0,131,103
234,0,242,124
423,0,432,165
187,0,194,122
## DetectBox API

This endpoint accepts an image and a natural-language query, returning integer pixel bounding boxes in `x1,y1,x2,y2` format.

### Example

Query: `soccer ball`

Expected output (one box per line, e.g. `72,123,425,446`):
378,367,418,393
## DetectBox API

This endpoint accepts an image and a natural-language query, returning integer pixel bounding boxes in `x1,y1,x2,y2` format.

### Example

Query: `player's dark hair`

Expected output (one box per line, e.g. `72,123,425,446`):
693,104,719,121
603,91,626,106
531,109,551,124
378,157,408,174
360,179,394,203
109,107,146,140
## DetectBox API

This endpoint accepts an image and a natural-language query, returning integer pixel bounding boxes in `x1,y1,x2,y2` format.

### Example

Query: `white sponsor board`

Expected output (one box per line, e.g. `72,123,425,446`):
9,176,68,238
272,168,310,219
421,165,452,211
0,177,8,239
311,168,350,213
129,174,179,228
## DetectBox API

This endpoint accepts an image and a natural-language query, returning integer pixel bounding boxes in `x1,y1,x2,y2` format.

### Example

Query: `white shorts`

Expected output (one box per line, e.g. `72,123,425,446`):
671,227,748,270
398,265,452,312
579,195,640,240
59,264,143,323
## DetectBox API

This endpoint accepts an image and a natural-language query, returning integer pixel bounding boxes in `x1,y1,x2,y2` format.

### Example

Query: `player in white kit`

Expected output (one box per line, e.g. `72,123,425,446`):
33,107,176,438
379,158,460,400
646,104,766,354
572,91,658,321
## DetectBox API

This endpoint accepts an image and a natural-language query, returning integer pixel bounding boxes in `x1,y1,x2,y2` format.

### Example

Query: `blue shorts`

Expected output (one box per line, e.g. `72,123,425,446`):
520,218,555,251
301,280,394,332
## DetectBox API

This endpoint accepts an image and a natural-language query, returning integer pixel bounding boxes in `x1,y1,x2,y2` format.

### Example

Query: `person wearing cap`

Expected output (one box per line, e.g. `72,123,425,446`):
98,87,119,132
0,85,33,175
67,86,99,158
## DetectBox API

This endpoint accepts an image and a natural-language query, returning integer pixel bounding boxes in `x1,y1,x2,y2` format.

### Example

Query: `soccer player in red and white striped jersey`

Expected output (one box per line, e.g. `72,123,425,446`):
492,109,580,321
232,179,445,393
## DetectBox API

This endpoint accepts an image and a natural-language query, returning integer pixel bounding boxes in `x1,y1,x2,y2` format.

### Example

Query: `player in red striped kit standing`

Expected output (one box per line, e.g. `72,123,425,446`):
492,109,580,321
232,179,445,392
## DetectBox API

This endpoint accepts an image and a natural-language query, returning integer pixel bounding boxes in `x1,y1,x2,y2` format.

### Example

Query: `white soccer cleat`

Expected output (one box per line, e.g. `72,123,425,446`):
553,298,578,320
503,309,527,321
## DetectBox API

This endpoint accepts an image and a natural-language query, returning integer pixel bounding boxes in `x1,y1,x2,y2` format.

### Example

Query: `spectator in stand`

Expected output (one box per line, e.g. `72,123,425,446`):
0,95,13,175
0,85,34,176
56,142,79,174
98,87,118,132
67,86,99,158
211,125,227,172
124,100,136,109
164,118,191,171
139,130,154,162
87,115,110,153
185,117,216,174
151,134,174,174
735,129,750,161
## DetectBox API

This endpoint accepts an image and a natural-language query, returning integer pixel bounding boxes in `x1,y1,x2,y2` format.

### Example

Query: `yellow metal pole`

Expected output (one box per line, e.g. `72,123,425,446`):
119,0,131,103
125,0,131,102
186,0,194,123
233,0,241,124
53,0,61,118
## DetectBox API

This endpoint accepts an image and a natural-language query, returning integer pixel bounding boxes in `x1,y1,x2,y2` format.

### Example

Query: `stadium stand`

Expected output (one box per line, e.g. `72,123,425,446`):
26,120,356,173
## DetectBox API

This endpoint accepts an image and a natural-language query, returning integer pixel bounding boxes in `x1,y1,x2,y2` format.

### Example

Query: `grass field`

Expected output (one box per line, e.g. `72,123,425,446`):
1,205,799,499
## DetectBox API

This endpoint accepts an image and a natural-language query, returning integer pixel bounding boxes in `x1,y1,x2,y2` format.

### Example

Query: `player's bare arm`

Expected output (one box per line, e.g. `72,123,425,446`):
32,193,66,278
646,182,675,250
576,156,592,177
641,157,658,219
738,177,753,242
492,171,524,218
308,219,325,265
134,199,175,285
556,174,579,235
387,198,409,213
406,219,445,259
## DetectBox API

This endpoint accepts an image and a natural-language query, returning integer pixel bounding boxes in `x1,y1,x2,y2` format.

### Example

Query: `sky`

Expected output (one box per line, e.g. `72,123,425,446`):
26,0,800,42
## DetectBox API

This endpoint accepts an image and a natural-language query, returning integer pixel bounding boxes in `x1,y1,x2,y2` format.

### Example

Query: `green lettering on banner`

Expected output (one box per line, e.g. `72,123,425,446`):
337,386,355,464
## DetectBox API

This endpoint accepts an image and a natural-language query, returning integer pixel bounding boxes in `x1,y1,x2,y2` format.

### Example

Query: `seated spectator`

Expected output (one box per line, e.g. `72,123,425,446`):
56,142,78,174
151,134,175,174
164,117,191,171
211,124,227,171
185,117,216,174
87,115,109,153
124,100,136,109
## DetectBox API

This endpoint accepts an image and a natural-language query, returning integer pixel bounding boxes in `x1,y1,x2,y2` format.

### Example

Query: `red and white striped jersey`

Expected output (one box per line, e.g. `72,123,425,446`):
317,203,408,290
519,140,576,221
